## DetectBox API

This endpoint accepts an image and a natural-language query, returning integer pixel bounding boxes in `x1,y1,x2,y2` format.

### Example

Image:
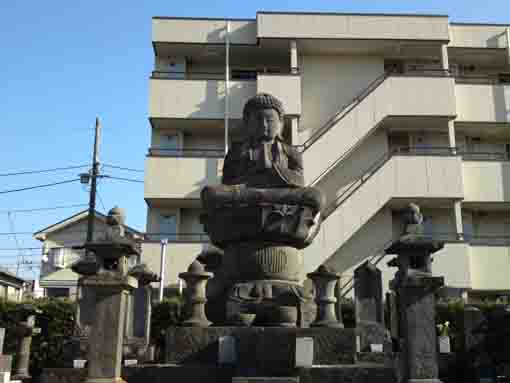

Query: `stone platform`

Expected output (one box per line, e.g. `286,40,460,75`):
41,364,396,383
166,327,356,376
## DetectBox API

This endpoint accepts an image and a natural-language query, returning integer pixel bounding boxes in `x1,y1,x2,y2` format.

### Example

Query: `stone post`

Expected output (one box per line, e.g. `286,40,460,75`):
387,236,445,383
82,273,137,383
0,328,13,383
307,266,343,328
72,207,140,383
128,263,159,360
12,305,41,381
179,260,213,327
354,261,384,325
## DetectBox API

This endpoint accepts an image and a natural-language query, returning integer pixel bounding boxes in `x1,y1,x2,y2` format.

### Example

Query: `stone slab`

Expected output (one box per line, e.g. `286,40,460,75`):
41,365,397,383
0,355,12,373
0,328,5,355
232,378,299,383
0,372,10,383
166,327,356,376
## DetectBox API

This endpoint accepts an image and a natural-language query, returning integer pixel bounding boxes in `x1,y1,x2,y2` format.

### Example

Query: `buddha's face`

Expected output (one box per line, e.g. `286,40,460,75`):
246,108,282,143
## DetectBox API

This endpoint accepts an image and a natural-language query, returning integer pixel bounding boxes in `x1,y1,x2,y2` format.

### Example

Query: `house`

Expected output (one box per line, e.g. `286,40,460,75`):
34,209,143,299
0,268,25,302
142,12,510,302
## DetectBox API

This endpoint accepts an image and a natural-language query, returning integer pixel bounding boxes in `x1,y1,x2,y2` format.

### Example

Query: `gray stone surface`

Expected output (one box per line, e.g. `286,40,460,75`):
295,337,313,368
83,275,137,381
180,260,213,327
387,227,444,383
0,329,5,355
307,266,342,328
356,321,391,353
354,262,384,325
166,327,356,375
41,364,397,383
13,306,41,380
199,93,326,327
0,356,12,373
232,378,299,383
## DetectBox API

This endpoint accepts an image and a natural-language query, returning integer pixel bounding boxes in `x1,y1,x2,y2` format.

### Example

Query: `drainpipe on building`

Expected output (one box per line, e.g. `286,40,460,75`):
224,20,231,155
506,27,510,66
158,239,167,302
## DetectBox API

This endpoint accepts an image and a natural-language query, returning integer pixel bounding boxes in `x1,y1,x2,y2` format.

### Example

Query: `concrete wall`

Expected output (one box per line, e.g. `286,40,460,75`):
432,243,472,288
149,79,256,119
302,75,456,185
463,161,510,202
145,156,223,200
318,130,389,206
449,24,510,48
300,55,384,136
304,155,463,273
141,242,208,287
257,13,449,41
470,245,510,290
257,74,301,115
456,84,510,122
153,18,257,44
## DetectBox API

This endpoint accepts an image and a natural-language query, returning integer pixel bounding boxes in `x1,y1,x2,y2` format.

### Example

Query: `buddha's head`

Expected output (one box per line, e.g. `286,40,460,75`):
242,93,285,143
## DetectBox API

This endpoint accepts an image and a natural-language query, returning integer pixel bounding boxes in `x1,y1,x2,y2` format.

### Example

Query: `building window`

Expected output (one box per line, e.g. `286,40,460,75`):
158,214,177,240
50,248,66,268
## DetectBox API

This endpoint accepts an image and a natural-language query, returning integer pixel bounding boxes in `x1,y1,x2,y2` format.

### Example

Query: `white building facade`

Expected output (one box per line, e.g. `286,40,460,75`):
142,12,510,302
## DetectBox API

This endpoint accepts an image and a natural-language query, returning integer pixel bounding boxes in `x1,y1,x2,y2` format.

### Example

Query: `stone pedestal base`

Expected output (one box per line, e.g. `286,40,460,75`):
82,275,137,383
166,327,356,376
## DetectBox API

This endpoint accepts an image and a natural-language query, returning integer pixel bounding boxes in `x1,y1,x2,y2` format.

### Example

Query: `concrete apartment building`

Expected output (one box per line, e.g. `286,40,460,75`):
142,12,510,302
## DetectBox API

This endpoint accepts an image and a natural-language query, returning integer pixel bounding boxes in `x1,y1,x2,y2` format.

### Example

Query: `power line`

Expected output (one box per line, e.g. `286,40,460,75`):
0,178,80,194
0,247,40,251
0,203,87,214
6,212,23,275
103,175,144,184
103,164,144,173
0,164,88,177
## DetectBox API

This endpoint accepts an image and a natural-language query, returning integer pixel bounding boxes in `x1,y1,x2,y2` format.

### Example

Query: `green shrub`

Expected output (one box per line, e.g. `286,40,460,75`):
0,298,75,377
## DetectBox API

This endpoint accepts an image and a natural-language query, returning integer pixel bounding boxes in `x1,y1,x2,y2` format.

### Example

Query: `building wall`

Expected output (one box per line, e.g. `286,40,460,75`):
300,55,385,137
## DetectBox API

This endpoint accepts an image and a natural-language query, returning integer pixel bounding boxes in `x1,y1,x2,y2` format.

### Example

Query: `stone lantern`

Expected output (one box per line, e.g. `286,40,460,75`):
179,260,213,327
307,265,343,328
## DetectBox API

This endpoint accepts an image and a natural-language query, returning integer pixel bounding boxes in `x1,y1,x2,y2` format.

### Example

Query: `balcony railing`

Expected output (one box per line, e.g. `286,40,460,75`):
460,151,510,161
455,74,510,85
143,232,209,243
148,147,225,158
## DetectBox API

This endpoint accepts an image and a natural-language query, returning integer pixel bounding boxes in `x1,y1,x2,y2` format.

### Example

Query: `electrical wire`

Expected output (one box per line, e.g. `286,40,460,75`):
103,164,144,173
0,203,87,214
0,164,88,177
103,175,144,183
0,179,80,194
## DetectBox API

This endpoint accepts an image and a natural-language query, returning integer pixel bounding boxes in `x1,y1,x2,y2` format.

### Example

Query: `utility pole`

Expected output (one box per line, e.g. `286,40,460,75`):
86,117,101,243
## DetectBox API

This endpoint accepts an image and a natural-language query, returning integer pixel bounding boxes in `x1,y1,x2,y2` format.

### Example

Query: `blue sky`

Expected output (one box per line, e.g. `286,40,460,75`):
0,0,508,279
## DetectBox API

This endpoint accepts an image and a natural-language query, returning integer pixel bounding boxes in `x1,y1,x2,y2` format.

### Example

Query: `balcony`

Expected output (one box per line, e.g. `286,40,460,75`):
449,24,510,49
152,18,257,45
144,153,223,203
455,83,510,123
149,73,302,122
149,78,256,120
141,241,207,287
257,12,449,41
462,160,510,203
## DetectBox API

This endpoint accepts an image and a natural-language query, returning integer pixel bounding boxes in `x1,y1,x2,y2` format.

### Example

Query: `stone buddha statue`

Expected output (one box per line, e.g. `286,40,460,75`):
200,93,325,327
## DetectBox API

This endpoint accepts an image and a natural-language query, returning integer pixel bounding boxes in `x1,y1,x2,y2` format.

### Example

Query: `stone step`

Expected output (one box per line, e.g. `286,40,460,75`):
42,364,396,383
232,377,299,383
